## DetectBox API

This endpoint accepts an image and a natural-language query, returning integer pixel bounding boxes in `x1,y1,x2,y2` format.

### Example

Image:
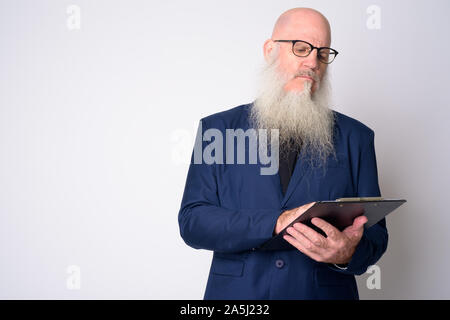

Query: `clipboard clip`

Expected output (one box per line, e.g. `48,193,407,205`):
336,197,384,202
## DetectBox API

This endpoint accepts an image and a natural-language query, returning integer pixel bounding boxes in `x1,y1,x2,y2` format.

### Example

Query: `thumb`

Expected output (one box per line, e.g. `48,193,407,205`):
353,215,368,229
344,215,368,236
295,201,316,218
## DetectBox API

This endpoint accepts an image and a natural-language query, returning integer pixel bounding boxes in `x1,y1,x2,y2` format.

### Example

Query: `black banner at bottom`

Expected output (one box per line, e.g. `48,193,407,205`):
1,300,448,318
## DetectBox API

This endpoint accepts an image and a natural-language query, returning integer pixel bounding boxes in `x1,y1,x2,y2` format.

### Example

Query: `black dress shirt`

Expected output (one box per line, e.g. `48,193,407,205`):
279,141,301,195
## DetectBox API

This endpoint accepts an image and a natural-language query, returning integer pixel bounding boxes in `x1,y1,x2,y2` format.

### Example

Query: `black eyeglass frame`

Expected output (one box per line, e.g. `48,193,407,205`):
273,39,339,64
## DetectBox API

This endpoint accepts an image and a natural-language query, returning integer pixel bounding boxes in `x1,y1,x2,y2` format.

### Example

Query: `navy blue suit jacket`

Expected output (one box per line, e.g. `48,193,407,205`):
178,103,388,300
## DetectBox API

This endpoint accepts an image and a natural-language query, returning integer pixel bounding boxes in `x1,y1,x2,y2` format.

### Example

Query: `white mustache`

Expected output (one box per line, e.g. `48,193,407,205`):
292,70,319,82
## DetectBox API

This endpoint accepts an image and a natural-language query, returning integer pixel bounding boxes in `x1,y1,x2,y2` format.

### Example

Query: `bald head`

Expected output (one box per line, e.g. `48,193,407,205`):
271,8,331,46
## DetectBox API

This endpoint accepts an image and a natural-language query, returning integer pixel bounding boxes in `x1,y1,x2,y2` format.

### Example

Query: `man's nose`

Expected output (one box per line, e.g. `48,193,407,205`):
302,49,319,70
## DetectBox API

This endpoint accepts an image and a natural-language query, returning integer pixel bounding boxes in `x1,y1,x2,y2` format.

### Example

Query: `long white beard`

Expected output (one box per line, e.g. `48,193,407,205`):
250,56,335,166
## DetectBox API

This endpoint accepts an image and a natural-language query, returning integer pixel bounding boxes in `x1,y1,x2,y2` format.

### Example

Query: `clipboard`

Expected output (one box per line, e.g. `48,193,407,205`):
259,197,406,251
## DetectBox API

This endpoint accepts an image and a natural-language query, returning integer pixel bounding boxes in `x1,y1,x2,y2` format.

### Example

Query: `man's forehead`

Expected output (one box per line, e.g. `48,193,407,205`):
277,30,329,47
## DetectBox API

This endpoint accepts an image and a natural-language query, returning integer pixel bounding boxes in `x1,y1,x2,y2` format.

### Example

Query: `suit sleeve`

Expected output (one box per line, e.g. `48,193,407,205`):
178,119,281,253
330,130,389,275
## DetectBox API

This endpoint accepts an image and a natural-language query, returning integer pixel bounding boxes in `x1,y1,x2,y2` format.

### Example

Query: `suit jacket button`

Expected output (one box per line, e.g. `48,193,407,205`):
275,259,285,268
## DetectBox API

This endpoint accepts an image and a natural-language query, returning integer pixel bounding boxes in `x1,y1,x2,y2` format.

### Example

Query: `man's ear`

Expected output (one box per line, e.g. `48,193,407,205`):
263,39,274,63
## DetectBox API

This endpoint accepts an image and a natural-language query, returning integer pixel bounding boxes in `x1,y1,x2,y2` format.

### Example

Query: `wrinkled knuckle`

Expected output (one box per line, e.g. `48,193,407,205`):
314,239,323,247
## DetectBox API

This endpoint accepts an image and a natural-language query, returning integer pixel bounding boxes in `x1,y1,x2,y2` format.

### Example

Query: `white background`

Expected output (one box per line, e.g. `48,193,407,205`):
1,0,449,299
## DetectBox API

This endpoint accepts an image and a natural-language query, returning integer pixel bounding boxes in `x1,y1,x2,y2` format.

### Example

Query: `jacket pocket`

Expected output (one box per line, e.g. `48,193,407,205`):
211,257,245,277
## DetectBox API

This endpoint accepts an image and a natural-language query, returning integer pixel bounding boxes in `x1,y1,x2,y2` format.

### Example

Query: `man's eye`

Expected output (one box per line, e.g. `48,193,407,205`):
295,48,309,54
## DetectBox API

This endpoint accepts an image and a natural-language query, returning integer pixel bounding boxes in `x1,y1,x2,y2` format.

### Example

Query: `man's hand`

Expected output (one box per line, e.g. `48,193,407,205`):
283,215,368,264
274,202,316,235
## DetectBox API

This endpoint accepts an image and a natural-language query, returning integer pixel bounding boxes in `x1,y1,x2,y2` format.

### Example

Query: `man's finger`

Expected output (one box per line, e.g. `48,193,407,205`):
353,215,368,228
344,216,368,233
283,234,323,262
286,226,316,251
343,216,368,238
293,202,316,219
292,223,327,248
310,217,340,240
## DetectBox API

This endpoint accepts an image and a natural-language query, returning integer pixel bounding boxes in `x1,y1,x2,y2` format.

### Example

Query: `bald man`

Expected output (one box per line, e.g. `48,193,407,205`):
178,8,388,300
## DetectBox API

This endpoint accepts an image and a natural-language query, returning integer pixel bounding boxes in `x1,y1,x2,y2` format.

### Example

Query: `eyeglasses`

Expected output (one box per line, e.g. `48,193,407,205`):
273,40,339,64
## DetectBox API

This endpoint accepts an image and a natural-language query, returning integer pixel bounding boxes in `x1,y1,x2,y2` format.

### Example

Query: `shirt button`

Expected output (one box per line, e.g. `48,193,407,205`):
275,259,285,268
